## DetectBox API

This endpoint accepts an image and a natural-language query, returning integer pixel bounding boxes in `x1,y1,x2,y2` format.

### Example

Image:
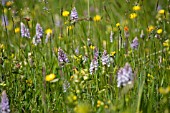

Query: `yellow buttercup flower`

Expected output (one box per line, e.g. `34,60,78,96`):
15,27,20,33
67,25,74,30
93,15,101,22
147,74,154,79
110,51,116,56
62,11,70,17
97,100,104,107
159,86,170,94
147,74,151,77
157,29,163,34
45,29,52,34
45,74,56,81
158,9,165,14
97,100,102,107
26,79,33,87
147,25,155,32
90,45,95,50
163,39,169,47
116,23,120,27
74,55,82,61
133,5,141,11
130,13,137,19
6,1,13,7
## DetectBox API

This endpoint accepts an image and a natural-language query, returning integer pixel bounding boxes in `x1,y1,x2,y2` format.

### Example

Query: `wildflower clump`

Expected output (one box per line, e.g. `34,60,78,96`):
117,63,134,87
89,57,98,75
89,48,99,74
58,48,69,66
131,37,139,50
0,90,10,113
147,74,154,83
33,23,43,45
93,15,101,22
94,47,99,58
67,93,77,105
97,100,104,107
20,22,30,38
70,7,78,21
36,23,43,38
101,50,110,67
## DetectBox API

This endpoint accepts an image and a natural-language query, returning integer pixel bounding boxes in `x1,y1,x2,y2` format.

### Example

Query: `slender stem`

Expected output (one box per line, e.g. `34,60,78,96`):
88,0,90,37
42,63,47,113
2,6,9,51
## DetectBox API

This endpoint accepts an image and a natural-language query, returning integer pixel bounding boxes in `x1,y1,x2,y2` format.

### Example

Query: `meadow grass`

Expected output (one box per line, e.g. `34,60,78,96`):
0,0,170,113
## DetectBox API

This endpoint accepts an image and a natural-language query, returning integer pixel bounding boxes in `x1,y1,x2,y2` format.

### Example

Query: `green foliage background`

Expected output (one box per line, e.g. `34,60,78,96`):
0,0,170,113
